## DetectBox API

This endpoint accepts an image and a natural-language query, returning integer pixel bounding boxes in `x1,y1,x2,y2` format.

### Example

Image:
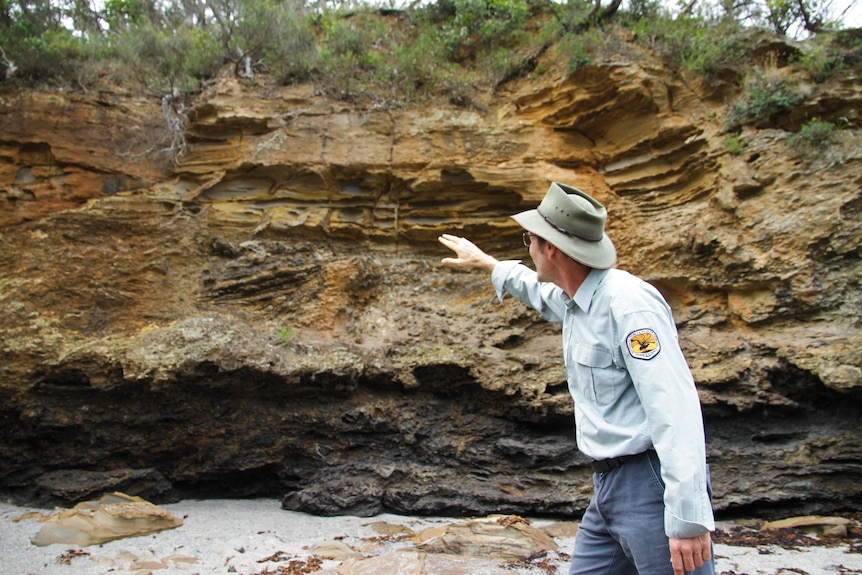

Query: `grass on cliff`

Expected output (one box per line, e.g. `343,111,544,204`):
2,0,860,161
2,0,860,104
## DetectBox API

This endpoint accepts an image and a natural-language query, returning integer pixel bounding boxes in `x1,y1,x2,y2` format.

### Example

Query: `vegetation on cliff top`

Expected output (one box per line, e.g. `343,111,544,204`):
1,0,859,99
1,0,859,163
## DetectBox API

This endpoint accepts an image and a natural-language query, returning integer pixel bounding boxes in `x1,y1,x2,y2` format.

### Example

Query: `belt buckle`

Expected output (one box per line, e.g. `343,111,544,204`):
590,458,616,474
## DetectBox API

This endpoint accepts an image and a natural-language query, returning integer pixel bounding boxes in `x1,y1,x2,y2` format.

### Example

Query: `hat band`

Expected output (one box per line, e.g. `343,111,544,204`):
537,207,603,242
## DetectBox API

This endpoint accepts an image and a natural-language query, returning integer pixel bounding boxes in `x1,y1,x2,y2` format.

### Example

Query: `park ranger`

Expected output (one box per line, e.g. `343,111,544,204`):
439,182,715,575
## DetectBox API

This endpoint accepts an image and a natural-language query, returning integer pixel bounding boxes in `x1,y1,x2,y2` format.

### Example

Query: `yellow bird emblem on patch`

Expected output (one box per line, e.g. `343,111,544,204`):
626,328,661,360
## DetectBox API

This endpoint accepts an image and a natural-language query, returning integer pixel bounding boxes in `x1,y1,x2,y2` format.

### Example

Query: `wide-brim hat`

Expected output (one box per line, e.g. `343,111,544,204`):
512,182,616,269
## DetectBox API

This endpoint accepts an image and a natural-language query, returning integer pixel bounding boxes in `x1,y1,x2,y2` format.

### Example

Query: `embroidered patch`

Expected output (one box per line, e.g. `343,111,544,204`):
626,328,661,360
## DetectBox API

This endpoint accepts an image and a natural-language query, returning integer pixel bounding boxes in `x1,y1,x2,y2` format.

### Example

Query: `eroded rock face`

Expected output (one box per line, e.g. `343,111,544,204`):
0,38,860,519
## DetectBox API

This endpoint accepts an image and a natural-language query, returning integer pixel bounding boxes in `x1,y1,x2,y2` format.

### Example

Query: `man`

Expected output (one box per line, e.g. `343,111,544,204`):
438,182,714,575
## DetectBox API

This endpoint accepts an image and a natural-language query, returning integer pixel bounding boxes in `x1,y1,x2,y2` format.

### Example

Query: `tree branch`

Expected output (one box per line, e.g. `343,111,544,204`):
0,44,17,79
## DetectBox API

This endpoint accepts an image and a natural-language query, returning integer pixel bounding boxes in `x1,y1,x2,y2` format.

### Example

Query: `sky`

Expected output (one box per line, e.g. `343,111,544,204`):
844,1,862,27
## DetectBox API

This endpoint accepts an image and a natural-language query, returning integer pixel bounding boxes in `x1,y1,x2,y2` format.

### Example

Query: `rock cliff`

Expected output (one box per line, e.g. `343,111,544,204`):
1,33,860,519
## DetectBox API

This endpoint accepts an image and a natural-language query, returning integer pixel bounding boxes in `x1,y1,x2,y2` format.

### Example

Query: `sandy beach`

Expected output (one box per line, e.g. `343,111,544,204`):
2,498,860,575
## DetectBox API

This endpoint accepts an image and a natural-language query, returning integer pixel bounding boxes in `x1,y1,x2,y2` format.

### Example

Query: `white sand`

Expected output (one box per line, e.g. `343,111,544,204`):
2,498,860,575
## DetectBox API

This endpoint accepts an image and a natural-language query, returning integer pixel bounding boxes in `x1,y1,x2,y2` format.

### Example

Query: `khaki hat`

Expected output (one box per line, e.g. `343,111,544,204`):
512,182,616,269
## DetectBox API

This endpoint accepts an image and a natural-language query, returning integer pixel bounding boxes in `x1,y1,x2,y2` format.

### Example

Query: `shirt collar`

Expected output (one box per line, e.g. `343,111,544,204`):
569,268,608,312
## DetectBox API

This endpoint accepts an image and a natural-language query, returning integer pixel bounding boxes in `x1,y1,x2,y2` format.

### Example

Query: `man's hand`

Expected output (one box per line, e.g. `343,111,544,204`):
669,533,712,575
438,234,499,272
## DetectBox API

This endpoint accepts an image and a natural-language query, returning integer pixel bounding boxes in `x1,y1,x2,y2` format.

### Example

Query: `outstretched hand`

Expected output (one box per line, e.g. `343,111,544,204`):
438,234,499,272
669,533,712,575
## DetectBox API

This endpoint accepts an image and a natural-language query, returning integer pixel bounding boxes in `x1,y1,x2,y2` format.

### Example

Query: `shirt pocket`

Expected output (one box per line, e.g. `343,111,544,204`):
574,344,617,405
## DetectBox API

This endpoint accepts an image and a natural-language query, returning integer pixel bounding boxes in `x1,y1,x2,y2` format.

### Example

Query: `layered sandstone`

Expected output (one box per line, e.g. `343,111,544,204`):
0,34,860,519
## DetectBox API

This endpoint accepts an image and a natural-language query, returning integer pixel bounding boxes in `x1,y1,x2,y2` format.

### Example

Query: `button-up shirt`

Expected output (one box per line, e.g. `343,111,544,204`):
492,261,715,538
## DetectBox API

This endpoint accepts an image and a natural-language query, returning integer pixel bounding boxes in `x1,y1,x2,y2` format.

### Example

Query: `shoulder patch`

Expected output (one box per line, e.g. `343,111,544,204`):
626,328,661,360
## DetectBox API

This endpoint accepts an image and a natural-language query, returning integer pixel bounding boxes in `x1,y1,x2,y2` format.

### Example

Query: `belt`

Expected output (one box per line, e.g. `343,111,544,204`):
590,450,653,474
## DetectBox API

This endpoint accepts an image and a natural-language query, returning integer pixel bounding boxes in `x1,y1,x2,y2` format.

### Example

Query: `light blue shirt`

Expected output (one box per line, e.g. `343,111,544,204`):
492,261,715,538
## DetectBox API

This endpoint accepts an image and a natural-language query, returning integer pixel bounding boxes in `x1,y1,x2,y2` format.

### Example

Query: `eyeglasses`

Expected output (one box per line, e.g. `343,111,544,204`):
522,232,536,247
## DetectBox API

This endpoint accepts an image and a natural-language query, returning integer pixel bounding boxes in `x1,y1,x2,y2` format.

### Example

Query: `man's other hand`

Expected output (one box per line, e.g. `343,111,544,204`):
669,532,712,575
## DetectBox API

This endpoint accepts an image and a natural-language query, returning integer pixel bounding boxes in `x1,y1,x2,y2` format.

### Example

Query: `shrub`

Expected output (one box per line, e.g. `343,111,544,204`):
277,326,295,347
796,42,844,83
115,25,222,92
390,29,449,100
557,23,637,73
223,0,285,67
262,8,319,85
558,26,598,72
317,14,391,100
787,118,837,150
630,14,745,76
723,133,746,155
623,0,663,22
181,27,224,82
5,27,93,86
724,68,805,131
551,0,601,33
439,0,529,62
483,36,534,82
312,8,476,106
680,25,746,75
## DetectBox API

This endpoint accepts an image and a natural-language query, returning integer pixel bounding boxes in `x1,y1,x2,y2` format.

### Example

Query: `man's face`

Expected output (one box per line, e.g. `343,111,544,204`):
526,233,552,283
